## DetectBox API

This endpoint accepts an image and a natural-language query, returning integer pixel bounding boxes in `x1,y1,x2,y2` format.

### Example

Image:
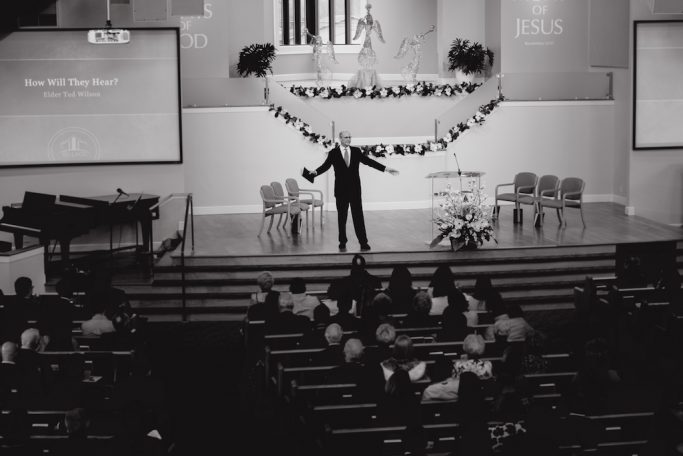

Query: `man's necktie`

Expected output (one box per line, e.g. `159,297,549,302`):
344,147,350,167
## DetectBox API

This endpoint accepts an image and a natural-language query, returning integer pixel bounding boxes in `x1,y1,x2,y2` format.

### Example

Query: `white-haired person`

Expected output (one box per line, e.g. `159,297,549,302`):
422,334,492,401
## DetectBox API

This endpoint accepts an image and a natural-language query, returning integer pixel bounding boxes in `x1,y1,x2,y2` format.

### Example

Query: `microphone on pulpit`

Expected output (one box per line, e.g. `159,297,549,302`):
117,188,129,197
453,153,462,177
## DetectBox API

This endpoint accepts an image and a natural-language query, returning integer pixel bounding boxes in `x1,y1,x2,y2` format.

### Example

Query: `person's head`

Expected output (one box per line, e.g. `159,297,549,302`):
339,130,352,148
392,334,416,362
64,408,89,436
472,275,493,301
344,338,364,363
463,334,486,358
313,303,331,325
411,291,432,315
289,277,306,294
278,292,294,313
385,368,412,397
256,271,275,292
375,323,396,346
14,276,33,298
350,254,367,277
20,328,41,351
388,265,413,292
430,265,456,297
447,288,469,313
371,292,392,316
1,341,18,362
324,323,343,345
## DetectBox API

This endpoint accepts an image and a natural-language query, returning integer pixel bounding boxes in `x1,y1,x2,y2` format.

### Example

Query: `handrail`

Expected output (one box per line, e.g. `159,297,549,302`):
148,193,195,321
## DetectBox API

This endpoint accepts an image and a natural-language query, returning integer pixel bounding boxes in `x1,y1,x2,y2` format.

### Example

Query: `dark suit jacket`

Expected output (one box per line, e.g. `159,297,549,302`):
266,311,311,335
315,146,386,199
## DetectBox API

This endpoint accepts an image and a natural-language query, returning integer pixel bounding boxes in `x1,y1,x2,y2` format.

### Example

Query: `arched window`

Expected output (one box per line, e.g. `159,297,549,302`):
276,0,366,48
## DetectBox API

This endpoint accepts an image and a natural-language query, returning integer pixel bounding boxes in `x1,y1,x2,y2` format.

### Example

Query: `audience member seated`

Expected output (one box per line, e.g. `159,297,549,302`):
39,278,78,351
422,334,492,401
569,338,620,415
385,265,417,314
617,255,649,288
267,292,311,334
441,289,477,341
247,271,280,322
0,276,34,344
487,303,534,342
405,291,433,328
359,292,395,343
325,338,365,384
328,292,361,332
428,265,457,315
58,408,92,455
364,323,396,367
17,328,51,402
466,275,496,312
290,277,320,321
327,254,382,315
454,372,491,455
317,323,344,365
377,369,425,453
0,341,20,406
381,334,426,382
81,303,116,336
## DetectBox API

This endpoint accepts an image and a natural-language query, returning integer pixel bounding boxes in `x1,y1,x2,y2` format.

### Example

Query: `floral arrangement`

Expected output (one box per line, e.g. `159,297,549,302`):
430,185,496,249
269,95,503,157
288,81,481,99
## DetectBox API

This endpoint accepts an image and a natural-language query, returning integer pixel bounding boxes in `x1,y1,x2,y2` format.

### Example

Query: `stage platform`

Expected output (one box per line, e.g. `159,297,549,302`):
173,203,683,258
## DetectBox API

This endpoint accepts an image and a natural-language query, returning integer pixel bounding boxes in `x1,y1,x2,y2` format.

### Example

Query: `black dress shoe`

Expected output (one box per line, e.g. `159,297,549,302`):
339,243,347,251
360,244,371,251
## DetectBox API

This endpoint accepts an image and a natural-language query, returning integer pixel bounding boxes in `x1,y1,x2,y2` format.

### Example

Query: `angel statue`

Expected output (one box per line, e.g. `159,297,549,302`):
394,25,436,84
349,3,385,88
305,28,338,86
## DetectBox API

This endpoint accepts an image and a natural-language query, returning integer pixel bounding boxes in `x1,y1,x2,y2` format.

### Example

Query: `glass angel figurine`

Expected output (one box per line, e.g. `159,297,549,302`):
394,25,435,84
305,28,338,86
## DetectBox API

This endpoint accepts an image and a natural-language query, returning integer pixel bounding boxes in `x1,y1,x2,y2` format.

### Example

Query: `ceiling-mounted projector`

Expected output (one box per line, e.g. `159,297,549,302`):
87,29,130,44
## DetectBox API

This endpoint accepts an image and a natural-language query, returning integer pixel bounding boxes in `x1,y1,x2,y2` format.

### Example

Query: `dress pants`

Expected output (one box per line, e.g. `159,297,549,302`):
336,196,368,245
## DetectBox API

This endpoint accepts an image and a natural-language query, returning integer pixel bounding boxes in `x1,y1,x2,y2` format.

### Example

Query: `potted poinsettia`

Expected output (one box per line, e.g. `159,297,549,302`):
447,38,494,83
236,42,276,104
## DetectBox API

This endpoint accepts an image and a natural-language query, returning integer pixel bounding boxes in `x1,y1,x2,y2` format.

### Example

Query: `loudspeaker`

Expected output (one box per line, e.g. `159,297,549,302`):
650,0,683,14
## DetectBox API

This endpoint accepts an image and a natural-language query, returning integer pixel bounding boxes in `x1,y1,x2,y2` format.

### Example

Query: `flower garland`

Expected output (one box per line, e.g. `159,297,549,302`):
269,95,503,157
289,81,481,100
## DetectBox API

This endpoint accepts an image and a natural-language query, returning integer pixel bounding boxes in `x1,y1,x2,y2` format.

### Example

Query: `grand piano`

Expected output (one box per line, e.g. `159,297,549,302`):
0,191,160,267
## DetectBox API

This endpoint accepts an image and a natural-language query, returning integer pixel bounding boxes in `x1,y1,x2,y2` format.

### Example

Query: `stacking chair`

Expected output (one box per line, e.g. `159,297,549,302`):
285,178,324,228
518,174,560,226
538,177,586,227
271,181,309,230
258,185,300,236
494,172,538,223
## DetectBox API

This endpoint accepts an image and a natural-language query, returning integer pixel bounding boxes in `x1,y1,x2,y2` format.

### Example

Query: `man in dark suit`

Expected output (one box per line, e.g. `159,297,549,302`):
310,130,399,251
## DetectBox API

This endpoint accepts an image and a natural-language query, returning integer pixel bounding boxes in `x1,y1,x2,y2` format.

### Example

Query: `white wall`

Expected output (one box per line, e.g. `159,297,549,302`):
182,100,620,215
628,0,683,225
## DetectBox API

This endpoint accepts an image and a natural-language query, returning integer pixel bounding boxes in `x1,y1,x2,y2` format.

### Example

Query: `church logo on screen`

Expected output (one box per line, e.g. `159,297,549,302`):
47,127,102,161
